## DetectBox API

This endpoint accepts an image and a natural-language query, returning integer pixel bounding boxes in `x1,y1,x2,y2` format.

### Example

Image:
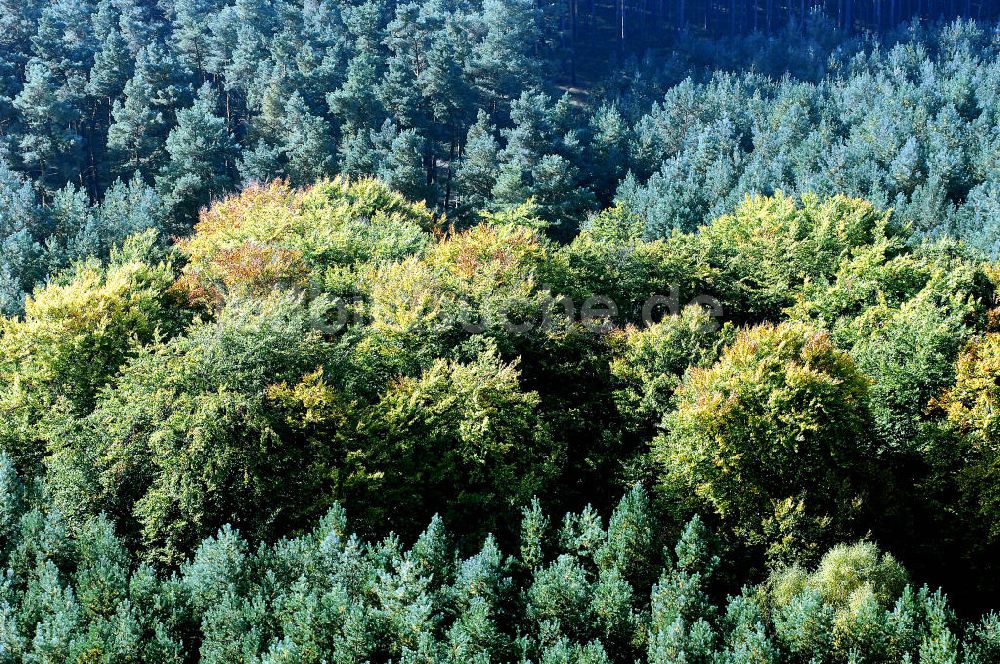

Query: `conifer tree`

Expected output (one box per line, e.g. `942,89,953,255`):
281,92,337,186
455,110,500,215
86,1,132,107
12,59,82,191
107,45,189,180
156,82,236,224
0,159,42,315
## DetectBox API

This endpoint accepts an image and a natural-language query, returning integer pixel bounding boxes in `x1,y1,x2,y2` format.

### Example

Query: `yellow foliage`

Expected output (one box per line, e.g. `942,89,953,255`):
429,222,551,285
940,333,1000,438
0,232,184,468
176,177,434,303
0,233,179,411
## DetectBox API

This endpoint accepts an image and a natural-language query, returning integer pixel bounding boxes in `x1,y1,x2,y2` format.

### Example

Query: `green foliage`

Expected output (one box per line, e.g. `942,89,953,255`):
357,343,558,536
558,222,717,326
609,306,732,434
699,193,900,321
0,158,43,316
156,83,237,223
656,321,873,562
3,5,1000,314
936,332,1000,542
0,231,186,471
175,178,433,303
12,59,81,192
768,544,944,663
771,543,909,611
59,292,343,564
1,88,1000,664
0,463,989,664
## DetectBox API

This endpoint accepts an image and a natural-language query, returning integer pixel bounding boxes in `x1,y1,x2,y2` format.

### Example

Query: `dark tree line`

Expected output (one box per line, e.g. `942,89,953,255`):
3,1,1000,316
629,1,1000,36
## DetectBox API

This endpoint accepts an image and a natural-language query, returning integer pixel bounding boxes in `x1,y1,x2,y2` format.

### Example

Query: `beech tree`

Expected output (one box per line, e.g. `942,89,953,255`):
656,321,873,563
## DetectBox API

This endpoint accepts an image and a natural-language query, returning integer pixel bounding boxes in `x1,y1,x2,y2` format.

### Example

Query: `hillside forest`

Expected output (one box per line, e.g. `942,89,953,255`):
5,2,1000,662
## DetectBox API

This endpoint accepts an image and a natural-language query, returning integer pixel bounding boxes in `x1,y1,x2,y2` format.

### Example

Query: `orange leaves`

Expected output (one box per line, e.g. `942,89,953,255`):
174,177,434,307
430,222,549,284
213,244,308,292
188,179,301,239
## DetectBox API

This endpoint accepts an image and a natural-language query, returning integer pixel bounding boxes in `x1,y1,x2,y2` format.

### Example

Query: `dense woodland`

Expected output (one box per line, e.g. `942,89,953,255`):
8,0,1000,313
5,1,1000,662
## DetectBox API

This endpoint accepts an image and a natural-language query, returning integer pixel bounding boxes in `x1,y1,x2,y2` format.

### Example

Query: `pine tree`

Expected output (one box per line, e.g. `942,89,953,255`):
110,0,158,53
647,516,720,663
0,453,24,556
469,0,541,103
589,104,631,204
527,554,593,638
524,154,596,237
44,182,94,271
171,0,222,77
84,0,134,192
378,2,435,130
520,498,549,572
595,485,656,588
0,0,43,72
337,128,377,178
0,157,43,315
73,516,130,620
30,0,96,102
68,173,165,260
23,560,83,662
237,139,283,185
223,23,268,104
422,26,474,131
327,51,384,138
373,122,432,203
86,1,132,105
455,110,500,215
156,82,237,224
281,92,336,187
12,59,82,191
107,45,189,180
180,524,248,615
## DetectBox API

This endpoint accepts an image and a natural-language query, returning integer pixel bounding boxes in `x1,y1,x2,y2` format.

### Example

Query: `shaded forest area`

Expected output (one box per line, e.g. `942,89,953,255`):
560,0,1000,63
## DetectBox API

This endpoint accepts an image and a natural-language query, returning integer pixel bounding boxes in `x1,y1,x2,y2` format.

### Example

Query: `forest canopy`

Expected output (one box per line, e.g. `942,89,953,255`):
4,2,1000,663
2,175,1000,661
